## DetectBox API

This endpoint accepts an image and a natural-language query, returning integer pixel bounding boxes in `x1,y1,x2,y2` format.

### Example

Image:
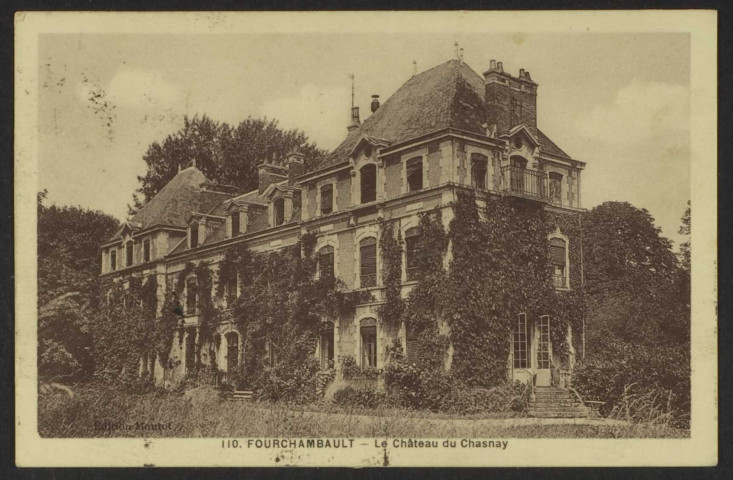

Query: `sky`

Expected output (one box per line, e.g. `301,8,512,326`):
37,31,690,245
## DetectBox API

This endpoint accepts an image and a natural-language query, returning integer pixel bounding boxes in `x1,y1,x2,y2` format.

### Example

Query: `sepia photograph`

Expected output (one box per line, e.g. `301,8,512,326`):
14,11,717,467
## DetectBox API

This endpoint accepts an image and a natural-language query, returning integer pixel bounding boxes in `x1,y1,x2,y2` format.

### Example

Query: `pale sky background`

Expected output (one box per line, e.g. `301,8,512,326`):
38,32,690,246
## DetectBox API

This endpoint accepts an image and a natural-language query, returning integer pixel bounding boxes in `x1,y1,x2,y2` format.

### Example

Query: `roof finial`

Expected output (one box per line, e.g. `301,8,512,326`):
349,73,355,110
412,60,417,77
454,41,460,59
459,47,464,64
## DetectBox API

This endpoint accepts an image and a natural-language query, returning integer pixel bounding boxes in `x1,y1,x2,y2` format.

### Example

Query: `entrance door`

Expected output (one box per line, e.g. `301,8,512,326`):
510,156,527,193
535,316,551,386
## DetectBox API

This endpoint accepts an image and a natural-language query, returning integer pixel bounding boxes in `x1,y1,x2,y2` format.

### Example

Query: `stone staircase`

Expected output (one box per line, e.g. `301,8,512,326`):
528,386,589,418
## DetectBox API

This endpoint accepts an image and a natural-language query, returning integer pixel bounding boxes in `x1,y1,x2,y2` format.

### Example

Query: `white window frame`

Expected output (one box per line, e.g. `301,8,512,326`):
548,229,570,290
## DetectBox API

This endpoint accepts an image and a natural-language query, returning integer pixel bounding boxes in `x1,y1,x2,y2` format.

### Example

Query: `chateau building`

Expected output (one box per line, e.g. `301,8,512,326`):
100,58,586,387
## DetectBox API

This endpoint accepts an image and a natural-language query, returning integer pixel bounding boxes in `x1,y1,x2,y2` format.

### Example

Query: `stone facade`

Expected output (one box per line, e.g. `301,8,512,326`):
100,58,586,388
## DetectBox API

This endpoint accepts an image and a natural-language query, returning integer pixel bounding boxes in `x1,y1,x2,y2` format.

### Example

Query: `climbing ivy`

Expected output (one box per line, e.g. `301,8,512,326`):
377,219,404,327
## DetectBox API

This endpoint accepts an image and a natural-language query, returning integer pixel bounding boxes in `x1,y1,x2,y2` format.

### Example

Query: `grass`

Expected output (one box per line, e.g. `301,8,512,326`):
38,384,689,439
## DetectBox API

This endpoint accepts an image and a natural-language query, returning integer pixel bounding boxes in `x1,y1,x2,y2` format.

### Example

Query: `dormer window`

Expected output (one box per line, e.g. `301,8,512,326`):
125,241,133,267
549,172,563,205
110,249,117,271
143,239,151,263
471,153,488,190
320,184,333,215
360,164,376,204
231,211,240,236
274,198,285,226
406,157,423,192
190,222,199,248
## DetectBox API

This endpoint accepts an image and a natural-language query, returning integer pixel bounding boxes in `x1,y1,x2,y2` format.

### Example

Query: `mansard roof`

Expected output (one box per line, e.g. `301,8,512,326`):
324,59,571,169
131,167,233,229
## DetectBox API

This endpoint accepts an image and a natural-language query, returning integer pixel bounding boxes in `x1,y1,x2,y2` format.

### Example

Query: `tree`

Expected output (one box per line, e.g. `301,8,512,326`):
678,201,691,271
574,201,690,424
130,115,328,215
37,190,120,380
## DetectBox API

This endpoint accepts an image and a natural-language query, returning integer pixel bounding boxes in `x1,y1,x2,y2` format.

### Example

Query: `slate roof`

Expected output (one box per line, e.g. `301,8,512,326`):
324,59,571,169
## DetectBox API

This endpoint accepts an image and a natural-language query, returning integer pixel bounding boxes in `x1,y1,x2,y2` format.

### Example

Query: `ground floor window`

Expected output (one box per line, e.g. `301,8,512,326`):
512,313,528,369
320,323,335,369
406,330,419,365
361,325,377,367
185,329,196,372
225,332,239,372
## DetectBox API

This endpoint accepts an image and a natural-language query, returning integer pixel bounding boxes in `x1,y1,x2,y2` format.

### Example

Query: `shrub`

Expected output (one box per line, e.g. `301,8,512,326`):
332,384,386,409
254,357,320,404
448,382,529,415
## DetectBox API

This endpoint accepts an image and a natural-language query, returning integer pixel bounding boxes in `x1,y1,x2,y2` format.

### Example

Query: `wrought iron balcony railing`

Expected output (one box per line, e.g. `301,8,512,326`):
501,166,549,202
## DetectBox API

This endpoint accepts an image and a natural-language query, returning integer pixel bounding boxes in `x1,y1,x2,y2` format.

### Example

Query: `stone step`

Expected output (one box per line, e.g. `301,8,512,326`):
528,406,586,413
527,411,589,418
530,402,581,408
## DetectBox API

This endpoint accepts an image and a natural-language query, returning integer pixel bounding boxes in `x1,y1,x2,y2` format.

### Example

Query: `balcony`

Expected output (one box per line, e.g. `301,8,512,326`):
500,166,549,203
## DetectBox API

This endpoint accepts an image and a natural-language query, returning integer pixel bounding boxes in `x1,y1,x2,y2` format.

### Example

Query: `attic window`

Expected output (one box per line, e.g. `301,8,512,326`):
406,157,423,192
110,249,117,271
190,222,199,248
231,211,240,236
143,239,151,263
320,184,333,215
274,198,285,226
471,153,488,190
360,164,376,204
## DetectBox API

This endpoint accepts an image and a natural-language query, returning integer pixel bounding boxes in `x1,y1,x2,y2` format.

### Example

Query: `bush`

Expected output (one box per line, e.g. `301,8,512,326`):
254,357,320,404
332,384,386,409
448,382,529,415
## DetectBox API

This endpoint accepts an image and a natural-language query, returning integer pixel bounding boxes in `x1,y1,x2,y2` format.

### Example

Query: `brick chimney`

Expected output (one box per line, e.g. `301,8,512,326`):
483,59,538,133
258,154,287,194
286,151,305,185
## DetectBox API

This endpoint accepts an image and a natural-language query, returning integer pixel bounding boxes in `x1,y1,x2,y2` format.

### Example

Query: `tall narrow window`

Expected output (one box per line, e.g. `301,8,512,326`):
190,222,199,248
359,237,377,287
320,184,333,215
361,323,377,367
549,172,563,205
110,249,117,271
538,316,551,369
225,332,239,373
320,322,335,369
511,98,519,125
273,198,285,226
406,157,423,192
360,164,376,203
404,227,420,281
143,239,151,263
125,241,133,267
550,237,568,288
225,274,238,302
512,313,528,368
266,338,279,367
186,278,198,315
185,329,196,372
471,153,488,190
318,245,335,280
231,211,240,236
406,329,419,365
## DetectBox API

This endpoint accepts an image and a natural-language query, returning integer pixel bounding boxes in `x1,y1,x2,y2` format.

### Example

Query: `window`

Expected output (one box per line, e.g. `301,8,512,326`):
549,172,563,205
512,314,528,369
538,316,551,369
266,338,280,368
320,184,333,215
190,222,199,248
231,211,240,236
404,227,420,281
550,237,568,288
471,153,488,190
225,274,238,301
186,278,198,314
361,323,377,367
110,249,117,271
360,164,376,203
318,245,335,280
143,239,151,263
406,330,419,365
126,241,133,267
225,332,238,372
274,198,285,226
320,323,335,369
509,156,527,192
406,157,423,192
359,237,377,287
185,329,196,372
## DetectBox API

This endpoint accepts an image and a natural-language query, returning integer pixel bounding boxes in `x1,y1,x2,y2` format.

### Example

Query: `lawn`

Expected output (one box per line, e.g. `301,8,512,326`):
38,384,689,439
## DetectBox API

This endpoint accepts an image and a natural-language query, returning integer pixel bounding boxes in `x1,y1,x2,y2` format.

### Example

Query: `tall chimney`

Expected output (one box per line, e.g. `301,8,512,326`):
489,59,497,70
286,150,305,185
371,95,380,113
348,106,361,132
483,60,538,132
